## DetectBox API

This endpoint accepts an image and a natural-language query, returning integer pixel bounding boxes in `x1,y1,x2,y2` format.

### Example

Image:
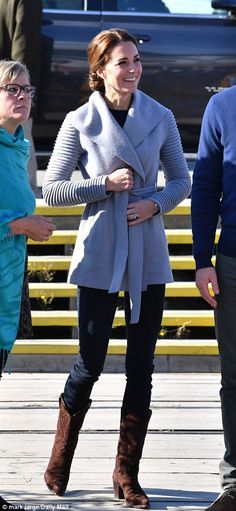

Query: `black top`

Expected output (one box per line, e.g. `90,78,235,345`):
109,108,128,128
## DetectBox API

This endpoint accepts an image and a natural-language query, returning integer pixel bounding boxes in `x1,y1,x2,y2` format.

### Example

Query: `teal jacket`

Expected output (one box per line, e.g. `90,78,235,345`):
0,126,35,352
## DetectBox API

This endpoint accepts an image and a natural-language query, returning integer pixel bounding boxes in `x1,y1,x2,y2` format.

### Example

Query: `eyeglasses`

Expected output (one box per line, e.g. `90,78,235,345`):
0,84,36,98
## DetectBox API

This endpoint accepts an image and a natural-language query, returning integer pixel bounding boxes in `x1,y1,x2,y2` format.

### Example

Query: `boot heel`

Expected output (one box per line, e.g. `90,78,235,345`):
113,480,124,499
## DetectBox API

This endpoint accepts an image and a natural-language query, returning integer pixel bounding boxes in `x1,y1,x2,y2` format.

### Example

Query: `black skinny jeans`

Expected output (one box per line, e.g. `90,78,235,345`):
63,284,165,417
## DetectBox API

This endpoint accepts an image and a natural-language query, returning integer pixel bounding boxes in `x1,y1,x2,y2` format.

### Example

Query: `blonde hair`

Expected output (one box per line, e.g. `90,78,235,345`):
0,60,30,85
87,28,138,92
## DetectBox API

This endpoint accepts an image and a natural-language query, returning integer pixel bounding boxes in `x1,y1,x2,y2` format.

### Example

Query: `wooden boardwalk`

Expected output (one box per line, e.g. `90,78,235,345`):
0,372,224,510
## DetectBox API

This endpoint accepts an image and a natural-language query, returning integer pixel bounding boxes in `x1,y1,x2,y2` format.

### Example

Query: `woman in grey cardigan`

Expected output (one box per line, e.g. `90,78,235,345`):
43,28,191,508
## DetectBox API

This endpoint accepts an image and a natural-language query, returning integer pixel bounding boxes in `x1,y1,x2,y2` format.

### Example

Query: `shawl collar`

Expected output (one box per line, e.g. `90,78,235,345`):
72,90,167,181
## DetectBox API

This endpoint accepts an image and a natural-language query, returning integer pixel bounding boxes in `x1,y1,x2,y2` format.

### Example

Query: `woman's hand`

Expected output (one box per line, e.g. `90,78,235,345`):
9,215,56,242
127,199,157,225
105,167,134,192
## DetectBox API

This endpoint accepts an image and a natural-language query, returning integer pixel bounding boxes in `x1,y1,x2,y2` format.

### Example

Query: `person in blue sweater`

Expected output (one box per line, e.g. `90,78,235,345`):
191,85,236,511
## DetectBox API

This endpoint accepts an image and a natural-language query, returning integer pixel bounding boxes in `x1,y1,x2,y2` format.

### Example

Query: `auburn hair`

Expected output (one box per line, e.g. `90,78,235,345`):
87,28,138,92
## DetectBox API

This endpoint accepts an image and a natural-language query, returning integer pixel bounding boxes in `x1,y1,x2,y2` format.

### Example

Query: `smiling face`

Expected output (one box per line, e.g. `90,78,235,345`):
0,72,32,134
98,41,142,109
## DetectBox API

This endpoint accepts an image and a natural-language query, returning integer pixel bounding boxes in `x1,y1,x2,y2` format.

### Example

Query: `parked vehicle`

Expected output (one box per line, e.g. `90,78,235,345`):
35,0,236,152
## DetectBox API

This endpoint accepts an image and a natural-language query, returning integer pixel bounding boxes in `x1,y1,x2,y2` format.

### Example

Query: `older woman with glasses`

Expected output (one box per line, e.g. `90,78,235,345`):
0,60,56,510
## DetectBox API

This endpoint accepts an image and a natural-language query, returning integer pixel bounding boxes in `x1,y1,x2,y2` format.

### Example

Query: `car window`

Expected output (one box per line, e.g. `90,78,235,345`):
117,0,170,12
107,0,227,14
42,0,100,9
165,0,225,14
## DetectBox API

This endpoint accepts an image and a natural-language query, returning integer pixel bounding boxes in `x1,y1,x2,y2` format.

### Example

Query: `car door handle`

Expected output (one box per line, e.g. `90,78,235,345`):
133,34,151,44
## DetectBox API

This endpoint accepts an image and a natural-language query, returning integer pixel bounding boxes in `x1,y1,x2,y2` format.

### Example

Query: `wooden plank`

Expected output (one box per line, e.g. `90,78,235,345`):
27,229,220,245
28,254,196,271
0,377,221,407
35,200,85,216
0,433,223,458
27,229,78,245
0,373,221,400
12,338,219,356
0,371,221,395
28,281,202,299
28,255,71,271
0,399,219,410
0,472,220,488
0,404,222,431
0,487,219,510
27,254,214,272
28,309,215,328
0,457,221,474
29,282,77,298
35,198,191,216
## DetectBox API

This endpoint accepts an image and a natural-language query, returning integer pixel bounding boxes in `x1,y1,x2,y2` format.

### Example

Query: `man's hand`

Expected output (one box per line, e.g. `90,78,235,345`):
196,266,219,307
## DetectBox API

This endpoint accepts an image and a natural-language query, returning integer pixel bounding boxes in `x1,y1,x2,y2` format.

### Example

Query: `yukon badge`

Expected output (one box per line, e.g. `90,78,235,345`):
205,86,227,93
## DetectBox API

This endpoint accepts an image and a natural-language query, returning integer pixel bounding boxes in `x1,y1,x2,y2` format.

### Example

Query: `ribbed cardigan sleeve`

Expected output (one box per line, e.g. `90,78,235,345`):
151,111,191,213
42,113,108,207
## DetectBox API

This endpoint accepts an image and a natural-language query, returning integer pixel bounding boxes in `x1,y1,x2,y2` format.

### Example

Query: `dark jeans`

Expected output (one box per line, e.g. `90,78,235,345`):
63,284,165,417
215,253,236,488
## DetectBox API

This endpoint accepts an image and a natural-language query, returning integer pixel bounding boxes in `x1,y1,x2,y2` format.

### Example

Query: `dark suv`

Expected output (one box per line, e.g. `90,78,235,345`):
36,0,236,151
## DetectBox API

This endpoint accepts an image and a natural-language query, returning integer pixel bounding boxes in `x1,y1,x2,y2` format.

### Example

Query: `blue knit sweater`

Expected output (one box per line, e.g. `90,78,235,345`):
191,85,236,269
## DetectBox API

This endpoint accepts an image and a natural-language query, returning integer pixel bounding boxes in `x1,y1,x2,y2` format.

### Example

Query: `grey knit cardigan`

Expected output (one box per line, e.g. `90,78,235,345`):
43,90,191,323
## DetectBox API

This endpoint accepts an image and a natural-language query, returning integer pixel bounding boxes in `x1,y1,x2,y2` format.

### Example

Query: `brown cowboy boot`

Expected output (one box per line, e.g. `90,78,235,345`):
44,394,91,496
113,409,152,509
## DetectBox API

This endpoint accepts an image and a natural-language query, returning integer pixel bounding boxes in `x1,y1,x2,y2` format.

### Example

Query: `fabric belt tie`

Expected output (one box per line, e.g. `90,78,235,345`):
109,185,157,324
